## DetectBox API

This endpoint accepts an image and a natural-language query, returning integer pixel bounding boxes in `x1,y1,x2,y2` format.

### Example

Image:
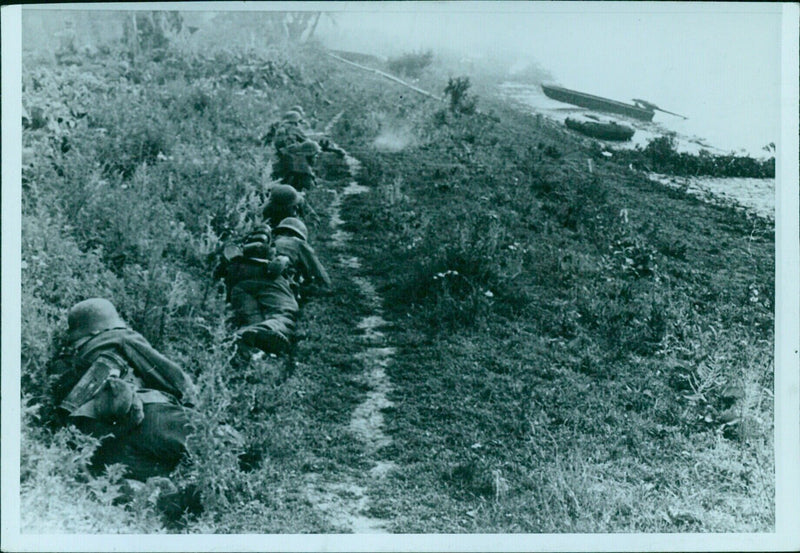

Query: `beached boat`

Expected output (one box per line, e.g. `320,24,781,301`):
564,117,635,141
542,84,655,121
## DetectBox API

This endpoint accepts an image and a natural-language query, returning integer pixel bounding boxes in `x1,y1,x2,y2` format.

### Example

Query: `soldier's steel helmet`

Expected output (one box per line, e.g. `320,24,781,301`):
282,111,303,123
275,217,308,241
268,184,302,208
67,298,126,343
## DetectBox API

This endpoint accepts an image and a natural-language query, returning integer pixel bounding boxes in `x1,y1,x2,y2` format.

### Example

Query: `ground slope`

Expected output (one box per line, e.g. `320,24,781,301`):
314,52,775,532
20,44,774,533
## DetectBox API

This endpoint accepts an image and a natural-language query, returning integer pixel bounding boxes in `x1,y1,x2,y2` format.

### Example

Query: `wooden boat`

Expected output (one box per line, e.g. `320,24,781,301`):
542,84,655,121
564,117,635,141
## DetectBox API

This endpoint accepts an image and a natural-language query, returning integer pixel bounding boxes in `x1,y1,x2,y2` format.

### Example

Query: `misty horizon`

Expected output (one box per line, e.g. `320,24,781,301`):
20,3,782,155
312,4,781,155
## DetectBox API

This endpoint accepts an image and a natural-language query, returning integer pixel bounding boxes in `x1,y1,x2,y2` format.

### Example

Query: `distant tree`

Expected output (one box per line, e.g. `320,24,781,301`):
178,12,332,48
261,12,326,43
123,11,183,57
285,12,322,42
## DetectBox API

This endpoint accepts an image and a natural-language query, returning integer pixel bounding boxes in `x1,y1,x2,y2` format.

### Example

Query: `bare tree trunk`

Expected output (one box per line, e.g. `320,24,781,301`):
286,12,314,42
130,13,139,57
304,12,322,42
286,13,301,41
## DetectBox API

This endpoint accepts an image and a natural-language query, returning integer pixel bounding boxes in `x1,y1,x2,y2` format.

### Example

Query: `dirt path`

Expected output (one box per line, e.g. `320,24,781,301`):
302,151,397,533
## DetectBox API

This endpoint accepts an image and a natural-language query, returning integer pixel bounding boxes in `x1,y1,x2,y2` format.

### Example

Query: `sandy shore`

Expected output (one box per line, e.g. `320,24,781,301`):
647,173,774,220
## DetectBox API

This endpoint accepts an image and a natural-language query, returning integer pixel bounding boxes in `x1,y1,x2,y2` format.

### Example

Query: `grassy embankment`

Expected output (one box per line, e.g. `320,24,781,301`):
316,51,775,532
20,40,773,533
21,42,378,533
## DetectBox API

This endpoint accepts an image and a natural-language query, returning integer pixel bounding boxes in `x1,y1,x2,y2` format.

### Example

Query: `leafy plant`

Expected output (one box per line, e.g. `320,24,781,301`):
444,76,477,115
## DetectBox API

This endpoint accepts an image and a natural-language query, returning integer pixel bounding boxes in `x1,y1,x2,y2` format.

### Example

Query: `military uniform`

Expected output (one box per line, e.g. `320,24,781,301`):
273,217,331,297
268,111,309,185
283,139,322,191
268,108,346,191
48,299,196,481
218,227,299,354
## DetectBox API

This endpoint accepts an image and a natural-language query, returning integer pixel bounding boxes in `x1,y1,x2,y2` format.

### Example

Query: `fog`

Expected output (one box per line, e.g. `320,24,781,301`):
20,3,783,156
314,3,782,156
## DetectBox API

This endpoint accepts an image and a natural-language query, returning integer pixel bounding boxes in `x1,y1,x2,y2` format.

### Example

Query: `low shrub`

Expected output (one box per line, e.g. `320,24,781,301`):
387,50,434,78
88,95,175,179
387,209,527,330
627,135,775,178
20,402,162,533
444,76,477,115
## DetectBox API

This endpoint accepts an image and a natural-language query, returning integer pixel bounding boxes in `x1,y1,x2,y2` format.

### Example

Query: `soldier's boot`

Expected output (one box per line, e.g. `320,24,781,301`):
230,341,259,371
239,326,290,355
157,483,203,530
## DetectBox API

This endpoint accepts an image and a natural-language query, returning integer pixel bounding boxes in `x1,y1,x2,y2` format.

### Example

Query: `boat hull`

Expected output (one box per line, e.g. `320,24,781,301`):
564,117,635,141
542,84,655,121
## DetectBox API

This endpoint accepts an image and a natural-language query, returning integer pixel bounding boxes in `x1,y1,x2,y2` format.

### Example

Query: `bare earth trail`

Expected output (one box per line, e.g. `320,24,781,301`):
301,145,398,533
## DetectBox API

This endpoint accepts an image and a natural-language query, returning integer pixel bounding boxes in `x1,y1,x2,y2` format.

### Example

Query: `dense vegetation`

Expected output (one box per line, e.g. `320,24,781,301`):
19,16,774,534
330,73,774,532
620,135,776,178
20,34,352,532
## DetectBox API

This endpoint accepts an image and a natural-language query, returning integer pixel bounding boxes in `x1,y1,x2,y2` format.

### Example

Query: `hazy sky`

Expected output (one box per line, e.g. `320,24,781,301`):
315,2,782,154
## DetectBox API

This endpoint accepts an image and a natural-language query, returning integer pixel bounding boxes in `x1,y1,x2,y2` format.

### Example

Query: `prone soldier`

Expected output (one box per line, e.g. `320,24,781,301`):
215,226,299,355
46,298,196,482
261,183,308,229
273,217,331,300
265,107,346,191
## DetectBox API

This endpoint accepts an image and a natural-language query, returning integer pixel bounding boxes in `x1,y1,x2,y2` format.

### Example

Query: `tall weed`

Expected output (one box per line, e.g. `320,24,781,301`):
389,209,527,330
20,402,163,533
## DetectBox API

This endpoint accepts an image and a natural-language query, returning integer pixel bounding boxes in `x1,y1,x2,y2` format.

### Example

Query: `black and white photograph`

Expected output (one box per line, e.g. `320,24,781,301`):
2,1,798,551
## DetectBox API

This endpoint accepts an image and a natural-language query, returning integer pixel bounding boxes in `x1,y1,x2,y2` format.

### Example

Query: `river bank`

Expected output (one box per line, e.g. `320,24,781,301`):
498,81,775,221
648,173,774,220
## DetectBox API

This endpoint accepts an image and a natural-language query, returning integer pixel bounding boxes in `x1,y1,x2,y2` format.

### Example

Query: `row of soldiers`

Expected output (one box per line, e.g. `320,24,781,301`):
43,106,340,518
263,105,346,190
220,104,339,355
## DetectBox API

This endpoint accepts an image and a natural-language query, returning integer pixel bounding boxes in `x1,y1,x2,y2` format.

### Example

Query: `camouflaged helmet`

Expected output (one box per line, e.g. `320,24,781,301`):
267,184,302,208
274,217,308,241
290,105,306,118
282,111,302,123
67,298,126,343
242,225,272,260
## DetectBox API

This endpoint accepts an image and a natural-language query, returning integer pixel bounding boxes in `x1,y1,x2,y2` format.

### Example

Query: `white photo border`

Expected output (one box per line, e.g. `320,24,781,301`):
2,2,798,551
